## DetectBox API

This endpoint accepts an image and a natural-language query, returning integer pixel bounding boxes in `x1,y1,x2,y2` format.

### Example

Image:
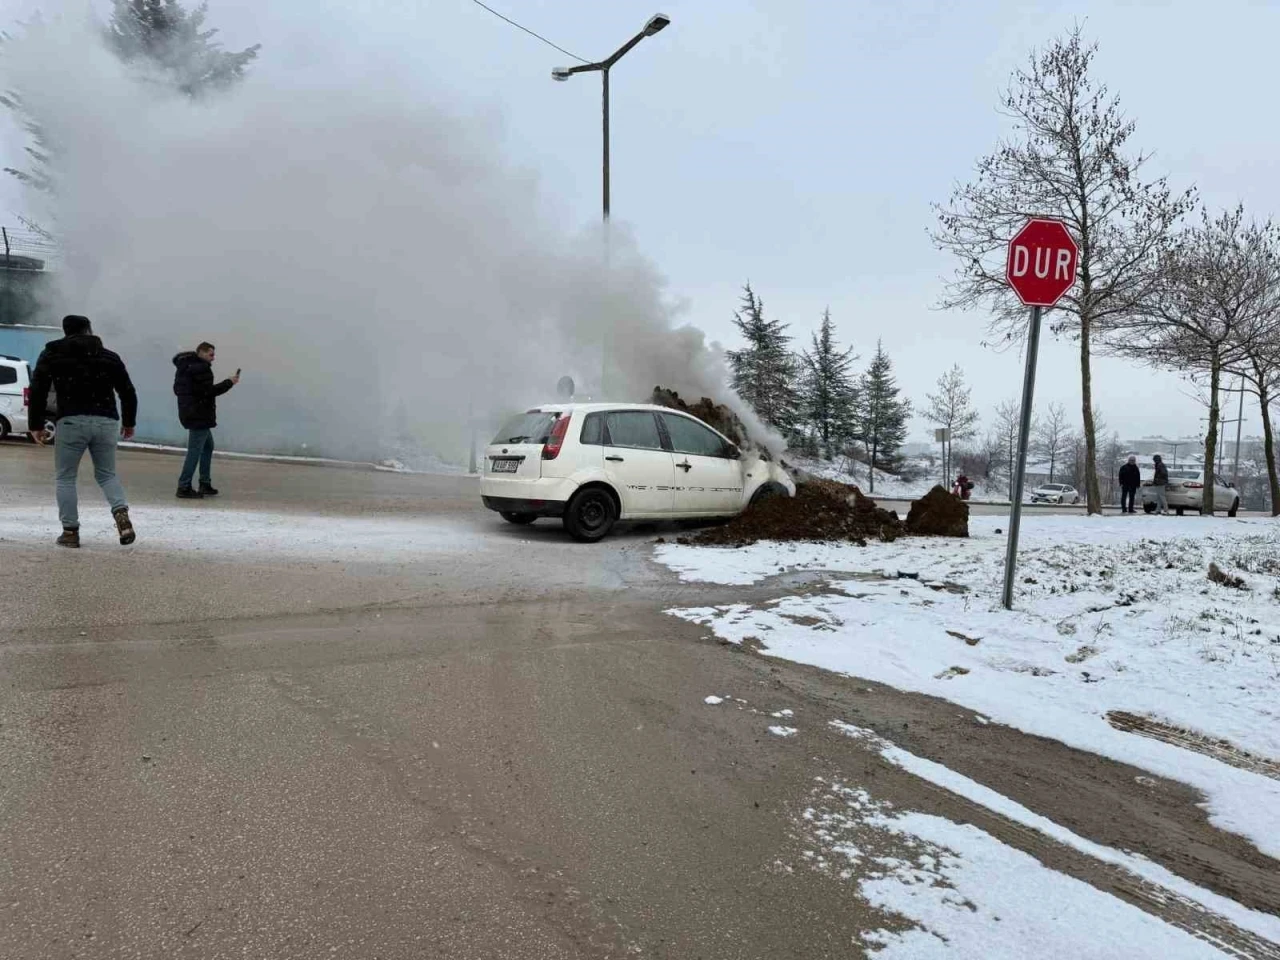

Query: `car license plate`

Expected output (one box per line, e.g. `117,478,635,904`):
491,459,520,473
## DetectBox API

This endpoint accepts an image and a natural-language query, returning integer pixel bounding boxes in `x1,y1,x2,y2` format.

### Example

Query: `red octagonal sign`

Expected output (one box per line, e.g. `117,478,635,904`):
1006,218,1079,307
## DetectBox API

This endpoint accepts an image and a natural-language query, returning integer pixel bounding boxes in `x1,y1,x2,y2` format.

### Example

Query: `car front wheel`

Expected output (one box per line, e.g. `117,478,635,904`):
1228,498,1240,518
564,487,618,543
1143,502,1156,514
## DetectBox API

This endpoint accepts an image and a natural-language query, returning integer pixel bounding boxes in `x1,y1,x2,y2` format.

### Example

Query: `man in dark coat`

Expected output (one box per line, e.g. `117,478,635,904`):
1118,455,1142,514
27,314,138,547
1151,453,1170,516
172,342,239,498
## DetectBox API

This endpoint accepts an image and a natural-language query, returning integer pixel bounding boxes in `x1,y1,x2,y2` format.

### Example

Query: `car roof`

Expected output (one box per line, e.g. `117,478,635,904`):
524,402,734,439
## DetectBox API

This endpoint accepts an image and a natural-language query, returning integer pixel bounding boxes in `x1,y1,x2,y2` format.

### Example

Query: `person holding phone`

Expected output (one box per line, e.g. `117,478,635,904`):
172,341,240,498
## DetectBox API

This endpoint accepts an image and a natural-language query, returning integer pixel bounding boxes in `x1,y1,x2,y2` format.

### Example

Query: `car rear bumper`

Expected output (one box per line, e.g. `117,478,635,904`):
482,495,567,517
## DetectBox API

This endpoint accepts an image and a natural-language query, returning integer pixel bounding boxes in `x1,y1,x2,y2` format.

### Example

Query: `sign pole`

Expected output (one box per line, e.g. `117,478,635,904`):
1002,305,1043,610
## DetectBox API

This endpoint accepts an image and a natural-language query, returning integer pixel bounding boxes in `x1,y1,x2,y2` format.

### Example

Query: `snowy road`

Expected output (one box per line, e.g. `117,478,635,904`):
2,443,1277,959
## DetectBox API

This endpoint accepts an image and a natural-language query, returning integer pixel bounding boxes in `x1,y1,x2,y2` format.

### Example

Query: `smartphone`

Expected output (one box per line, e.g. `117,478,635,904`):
235,368,241,377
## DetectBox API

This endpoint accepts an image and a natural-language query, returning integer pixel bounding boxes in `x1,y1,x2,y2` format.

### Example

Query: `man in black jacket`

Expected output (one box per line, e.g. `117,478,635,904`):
27,315,138,547
1118,455,1142,514
172,342,239,498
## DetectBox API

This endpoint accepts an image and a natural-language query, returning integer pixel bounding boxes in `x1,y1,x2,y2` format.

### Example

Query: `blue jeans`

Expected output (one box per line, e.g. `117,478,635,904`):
54,416,128,530
179,428,215,488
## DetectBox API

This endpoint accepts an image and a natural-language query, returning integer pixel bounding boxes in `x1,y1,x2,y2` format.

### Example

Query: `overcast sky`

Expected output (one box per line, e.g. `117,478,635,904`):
4,0,1278,446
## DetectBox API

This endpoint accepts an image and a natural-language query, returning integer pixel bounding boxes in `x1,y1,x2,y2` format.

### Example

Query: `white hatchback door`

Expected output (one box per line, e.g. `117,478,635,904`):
657,412,744,516
596,410,675,518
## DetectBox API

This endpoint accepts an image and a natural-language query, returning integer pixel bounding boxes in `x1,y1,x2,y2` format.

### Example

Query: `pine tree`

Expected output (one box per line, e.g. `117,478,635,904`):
800,309,857,458
106,0,261,96
727,283,802,433
856,341,911,492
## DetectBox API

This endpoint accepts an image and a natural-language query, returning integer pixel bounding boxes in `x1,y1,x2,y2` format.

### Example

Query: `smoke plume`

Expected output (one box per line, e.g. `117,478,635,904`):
2,11,769,463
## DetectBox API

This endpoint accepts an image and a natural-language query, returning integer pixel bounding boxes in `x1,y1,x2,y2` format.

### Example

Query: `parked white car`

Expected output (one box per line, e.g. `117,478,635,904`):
480,403,796,541
1142,468,1240,517
0,355,31,439
1029,482,1080,504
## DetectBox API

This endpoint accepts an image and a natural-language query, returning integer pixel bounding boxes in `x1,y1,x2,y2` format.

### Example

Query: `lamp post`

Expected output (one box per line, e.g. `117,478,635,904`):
552,13,670,222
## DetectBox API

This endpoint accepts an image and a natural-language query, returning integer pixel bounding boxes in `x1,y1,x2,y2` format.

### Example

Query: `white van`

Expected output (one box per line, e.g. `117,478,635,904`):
480,402,795,541
0,355,31,439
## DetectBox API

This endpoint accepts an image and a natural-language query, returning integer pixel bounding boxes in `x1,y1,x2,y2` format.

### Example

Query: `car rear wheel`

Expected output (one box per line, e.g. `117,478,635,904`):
564,487,617,543
0,416,9,441
1143,502,1156,514
1176,506,1185,517
1228,498,1240,518
500,511,537,525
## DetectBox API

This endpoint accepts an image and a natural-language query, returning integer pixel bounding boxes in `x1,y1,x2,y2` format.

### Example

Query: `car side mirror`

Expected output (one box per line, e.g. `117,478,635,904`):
725,443,741,460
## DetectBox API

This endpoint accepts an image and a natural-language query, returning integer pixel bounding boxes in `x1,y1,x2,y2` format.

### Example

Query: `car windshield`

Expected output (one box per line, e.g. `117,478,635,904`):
492,411,559,445
1169,470,1201,481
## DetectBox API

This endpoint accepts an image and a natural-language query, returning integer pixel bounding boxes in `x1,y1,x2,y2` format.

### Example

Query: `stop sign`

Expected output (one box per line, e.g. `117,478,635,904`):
1006,218,1079,307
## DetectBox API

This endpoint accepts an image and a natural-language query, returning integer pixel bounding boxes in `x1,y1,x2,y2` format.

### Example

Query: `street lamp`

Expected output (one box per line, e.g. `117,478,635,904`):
551,13,670,221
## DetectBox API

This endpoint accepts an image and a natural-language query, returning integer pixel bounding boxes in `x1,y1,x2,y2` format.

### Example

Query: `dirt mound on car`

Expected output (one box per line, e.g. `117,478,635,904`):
689,479,903,546
905,485,969,537
651,387,751,449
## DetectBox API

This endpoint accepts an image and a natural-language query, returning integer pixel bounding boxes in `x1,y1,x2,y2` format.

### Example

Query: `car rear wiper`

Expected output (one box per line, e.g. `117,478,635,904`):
505,435,530,443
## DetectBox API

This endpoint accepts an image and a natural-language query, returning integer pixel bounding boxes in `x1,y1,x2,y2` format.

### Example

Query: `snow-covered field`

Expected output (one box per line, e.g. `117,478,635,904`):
788,455,1009,502
666,515,1280,954
0,504,486,560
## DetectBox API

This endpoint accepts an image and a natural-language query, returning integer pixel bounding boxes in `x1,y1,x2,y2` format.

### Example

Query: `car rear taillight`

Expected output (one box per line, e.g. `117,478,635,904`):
542,416,570,460
1185,482,1203,489
23,387,30,407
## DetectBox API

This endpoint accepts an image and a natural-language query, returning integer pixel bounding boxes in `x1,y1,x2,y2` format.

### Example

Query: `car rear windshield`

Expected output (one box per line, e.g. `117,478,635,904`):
492,411,559,445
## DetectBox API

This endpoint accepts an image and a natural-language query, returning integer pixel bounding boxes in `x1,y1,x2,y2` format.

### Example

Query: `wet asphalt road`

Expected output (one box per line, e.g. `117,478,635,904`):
2,442,1274,958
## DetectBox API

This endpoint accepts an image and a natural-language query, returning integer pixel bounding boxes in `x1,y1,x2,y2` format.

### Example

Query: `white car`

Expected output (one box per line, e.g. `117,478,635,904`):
1029,482,1079,504
480,402,796,542
1142,468,1240,517
0,355,31,439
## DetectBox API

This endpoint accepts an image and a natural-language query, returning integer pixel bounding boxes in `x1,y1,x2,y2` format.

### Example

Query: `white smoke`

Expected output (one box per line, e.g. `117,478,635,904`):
2,10,778,462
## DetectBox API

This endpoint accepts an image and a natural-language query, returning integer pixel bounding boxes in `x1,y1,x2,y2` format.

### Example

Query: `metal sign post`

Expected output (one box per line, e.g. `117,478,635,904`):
1001,305,1042,609
1001,218,1079,610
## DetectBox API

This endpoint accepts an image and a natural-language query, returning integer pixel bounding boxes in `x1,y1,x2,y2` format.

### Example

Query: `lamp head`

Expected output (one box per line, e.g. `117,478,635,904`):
643,13,670,36
551,66,572,81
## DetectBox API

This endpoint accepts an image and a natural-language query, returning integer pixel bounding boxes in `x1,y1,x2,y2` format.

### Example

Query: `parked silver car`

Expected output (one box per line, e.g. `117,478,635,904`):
1141,468,1240,517
1030,482,1080,504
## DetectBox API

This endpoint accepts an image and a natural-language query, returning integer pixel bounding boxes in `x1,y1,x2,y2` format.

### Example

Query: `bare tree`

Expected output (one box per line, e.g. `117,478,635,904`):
932,28,1194,514
1031,402,1071,483
1226,304,1280,516
1112,207,1280,513
990,399,1027,498
925,364,980,487
1101,431,1125,505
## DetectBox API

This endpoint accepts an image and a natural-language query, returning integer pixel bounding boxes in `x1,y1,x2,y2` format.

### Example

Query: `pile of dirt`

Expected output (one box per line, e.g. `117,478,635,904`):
689,479,903,547
905,485,969,538
651,387,751,450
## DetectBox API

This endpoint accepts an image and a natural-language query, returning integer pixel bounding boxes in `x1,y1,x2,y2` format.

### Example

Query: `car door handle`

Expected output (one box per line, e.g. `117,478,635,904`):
676,459,692,472
606,455,625,462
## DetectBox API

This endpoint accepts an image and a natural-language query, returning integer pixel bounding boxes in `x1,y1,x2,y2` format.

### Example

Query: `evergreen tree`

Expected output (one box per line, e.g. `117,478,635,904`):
106,0,261,96
856,341,911,492
727,282,802,433
800,309,857,458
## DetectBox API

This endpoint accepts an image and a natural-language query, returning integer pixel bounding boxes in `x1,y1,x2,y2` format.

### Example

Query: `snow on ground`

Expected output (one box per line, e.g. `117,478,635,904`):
794,777,1235,960
0,505,486,561
659,515,1280,857
829,721,1280,945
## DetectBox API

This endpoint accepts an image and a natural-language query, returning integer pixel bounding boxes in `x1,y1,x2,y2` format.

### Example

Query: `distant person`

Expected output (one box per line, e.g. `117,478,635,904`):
26,314,137,548
952,474,974,501
172,342,239,498
1118,455,1141,514
1150,454,1169,515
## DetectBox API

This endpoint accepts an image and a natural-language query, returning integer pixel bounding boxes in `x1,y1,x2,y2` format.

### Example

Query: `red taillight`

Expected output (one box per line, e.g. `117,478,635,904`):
1185,482,1203,489
542,416,570,460
23,387,30,407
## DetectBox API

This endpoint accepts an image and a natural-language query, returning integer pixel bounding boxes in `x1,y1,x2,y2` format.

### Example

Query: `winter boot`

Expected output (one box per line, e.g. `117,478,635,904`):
198,482,219,497
176,486,204,499
56,528,80,549
113,507,136,546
